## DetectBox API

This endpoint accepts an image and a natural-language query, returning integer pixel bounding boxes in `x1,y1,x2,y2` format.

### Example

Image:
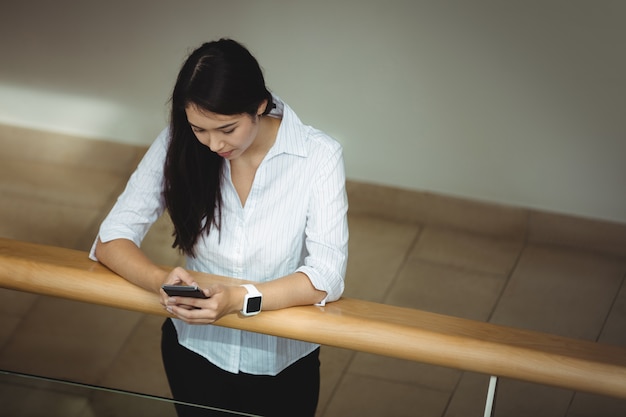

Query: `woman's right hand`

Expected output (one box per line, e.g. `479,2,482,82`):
159,266,204,309
163,282,245,325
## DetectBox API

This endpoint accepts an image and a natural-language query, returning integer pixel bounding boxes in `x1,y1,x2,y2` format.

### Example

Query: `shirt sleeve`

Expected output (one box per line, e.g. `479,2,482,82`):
89,128,169,261
296,141,349,305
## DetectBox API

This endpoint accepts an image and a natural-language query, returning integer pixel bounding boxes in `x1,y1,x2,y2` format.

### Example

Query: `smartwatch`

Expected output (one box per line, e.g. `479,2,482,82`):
240,284,262,316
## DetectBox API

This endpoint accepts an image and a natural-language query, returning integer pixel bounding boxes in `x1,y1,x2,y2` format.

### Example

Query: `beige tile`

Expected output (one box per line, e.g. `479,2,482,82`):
386,259,506,321
348,352,461,392
443,372,494,417
0,159,129,209
317,346,354,417
0,296,143,384
323,373,450,417
0,315,21,351
0,123,145,174
347,180,528,238
344,214,419,302
490,379,573,417
79,404,98,417
529,210,626,258
0,289,39,350
490,246,625,339
97,314,171,398
446,374,573,417
0,192,103,250
0,288,39,317
567,392,626,417
410,227,524,275
598,281,626,347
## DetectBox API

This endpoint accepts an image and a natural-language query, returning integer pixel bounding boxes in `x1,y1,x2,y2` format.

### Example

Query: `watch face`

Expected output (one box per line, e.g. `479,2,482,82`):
246,296,262,312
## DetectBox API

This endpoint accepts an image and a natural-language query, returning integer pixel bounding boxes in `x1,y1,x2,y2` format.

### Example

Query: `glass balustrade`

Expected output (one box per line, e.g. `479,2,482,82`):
0,370,261,417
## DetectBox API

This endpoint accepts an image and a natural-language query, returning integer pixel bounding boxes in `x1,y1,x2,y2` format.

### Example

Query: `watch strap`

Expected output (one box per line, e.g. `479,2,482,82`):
240,284,262,316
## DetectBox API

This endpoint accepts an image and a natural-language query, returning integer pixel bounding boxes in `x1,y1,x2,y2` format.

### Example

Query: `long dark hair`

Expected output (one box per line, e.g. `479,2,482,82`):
164,39,273,257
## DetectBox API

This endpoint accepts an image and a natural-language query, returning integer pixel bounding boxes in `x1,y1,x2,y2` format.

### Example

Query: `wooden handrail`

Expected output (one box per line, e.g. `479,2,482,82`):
1,237,626,399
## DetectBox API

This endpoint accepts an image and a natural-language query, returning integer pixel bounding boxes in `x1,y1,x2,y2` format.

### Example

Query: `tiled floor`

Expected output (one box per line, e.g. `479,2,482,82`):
1,124,626,416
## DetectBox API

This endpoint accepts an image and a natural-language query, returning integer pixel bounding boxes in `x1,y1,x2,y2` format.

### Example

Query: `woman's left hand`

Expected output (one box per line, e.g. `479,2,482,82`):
164,284,245,324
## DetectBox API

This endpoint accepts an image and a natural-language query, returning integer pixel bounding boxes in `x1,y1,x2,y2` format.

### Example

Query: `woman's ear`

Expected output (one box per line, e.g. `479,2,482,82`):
257,99,269,116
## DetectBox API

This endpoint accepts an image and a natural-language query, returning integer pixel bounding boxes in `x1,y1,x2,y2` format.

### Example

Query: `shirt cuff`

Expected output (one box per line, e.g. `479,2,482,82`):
296,265,344,306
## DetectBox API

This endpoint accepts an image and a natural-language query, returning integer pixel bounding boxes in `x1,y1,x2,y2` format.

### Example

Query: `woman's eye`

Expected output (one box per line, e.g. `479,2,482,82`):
222,129,235,135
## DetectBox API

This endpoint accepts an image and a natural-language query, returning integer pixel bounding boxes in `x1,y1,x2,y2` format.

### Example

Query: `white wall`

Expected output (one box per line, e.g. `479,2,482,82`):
1,1,625,223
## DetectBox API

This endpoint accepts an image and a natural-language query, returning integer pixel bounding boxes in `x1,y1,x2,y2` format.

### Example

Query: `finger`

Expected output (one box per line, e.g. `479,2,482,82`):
172,267,197,286
165,301,196,311
166,296,204,309
167,304,217,324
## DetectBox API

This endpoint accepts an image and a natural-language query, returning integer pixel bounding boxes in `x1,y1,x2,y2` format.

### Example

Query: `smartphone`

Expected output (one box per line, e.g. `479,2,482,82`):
161,285,208,299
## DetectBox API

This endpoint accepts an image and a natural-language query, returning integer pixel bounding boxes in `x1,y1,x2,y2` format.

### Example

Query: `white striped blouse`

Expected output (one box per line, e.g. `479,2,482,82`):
90,97,349,375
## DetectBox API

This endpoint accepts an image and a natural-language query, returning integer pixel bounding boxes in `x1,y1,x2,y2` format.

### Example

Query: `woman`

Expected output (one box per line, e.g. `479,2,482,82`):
90,38,348,416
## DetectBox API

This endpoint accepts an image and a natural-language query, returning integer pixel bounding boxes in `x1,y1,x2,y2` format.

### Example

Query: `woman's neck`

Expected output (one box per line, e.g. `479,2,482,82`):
242,115,281,165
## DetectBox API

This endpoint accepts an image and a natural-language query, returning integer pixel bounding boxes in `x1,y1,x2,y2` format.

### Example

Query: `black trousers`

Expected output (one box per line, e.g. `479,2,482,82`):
161,318,320,417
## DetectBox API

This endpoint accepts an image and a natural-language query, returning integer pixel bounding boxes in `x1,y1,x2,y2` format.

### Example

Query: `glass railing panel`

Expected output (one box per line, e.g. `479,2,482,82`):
0,370,261,417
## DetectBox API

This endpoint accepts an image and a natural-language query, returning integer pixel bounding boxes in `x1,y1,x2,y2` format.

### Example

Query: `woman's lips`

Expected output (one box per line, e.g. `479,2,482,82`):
217,150,233,158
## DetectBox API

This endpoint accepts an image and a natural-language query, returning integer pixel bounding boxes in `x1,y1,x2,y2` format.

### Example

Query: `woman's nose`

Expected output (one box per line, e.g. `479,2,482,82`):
198,134,223,152
208,139,224,153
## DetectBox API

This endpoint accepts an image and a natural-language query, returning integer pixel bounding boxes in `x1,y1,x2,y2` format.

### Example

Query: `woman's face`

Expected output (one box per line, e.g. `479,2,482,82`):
185,103,264,160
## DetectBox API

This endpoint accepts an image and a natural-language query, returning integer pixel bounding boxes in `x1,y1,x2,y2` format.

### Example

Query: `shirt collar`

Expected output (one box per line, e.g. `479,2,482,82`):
266,95,308,159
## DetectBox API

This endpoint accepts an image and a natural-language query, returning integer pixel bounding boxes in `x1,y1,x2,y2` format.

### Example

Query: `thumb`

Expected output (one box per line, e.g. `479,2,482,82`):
171,267,195,285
